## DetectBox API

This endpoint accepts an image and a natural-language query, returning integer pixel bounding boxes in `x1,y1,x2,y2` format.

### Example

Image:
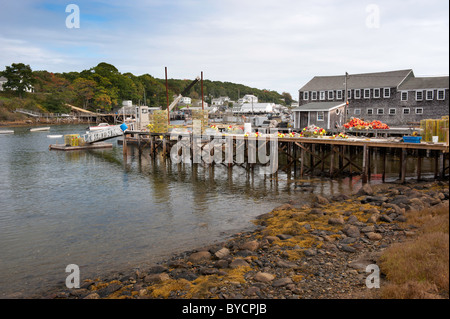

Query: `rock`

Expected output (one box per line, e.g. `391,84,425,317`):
265,236,279,244
346,215,359,224
148,265,168,274
188,251,211,263
309,208,325,216
366,232,383,241
254,272,275,282
83,293,100,299
272,203,294,211
340,245,356,253
215,260,229,269
244,286,261,296
379,215,393,223
314,195,329,205
276,259,299,268
366,214,379,224
240,240,259,251
215,247,230,259
328,217,345,225
304,249,317,256
356,184,373,196
343,225,360,238
272,277,293,287
144,273,170,284
230,258,249,268
361,226,375,233
277,234,293,240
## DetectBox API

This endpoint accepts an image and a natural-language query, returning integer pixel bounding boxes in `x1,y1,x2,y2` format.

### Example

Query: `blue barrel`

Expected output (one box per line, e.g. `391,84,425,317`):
120,123,128,131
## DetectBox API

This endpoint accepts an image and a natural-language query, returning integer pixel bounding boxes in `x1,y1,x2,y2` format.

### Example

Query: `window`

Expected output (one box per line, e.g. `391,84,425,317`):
415,108,423,114
367,108,373,115
317,111,324,121
354,109,361,115
383,88,391,98
328,90,334,100
311,91,317,100
389,108,396,115
437,89,445,100
377,108,384,115
364,89,371,99
347,90,352,99
373,88,381,98
336,90,343,100
401,91,408,101
320,91,326,100
403,108,410,115
426,90,434,100
416,91,423,101
354,89,361,99
303,91,309,100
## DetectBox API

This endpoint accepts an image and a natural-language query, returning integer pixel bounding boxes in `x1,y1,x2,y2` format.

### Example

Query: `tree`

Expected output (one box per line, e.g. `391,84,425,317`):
281,92,293,106
72,78,96,109
1,63,35,98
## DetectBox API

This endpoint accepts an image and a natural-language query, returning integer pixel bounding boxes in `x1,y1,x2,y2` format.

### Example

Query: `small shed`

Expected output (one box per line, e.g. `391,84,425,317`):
293,102,346,130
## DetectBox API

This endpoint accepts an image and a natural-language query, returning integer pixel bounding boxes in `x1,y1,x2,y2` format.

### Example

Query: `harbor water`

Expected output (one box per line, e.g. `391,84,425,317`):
0,124,438,298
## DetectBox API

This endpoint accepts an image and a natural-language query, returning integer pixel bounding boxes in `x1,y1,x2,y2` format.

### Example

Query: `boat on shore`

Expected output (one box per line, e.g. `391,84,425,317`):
30,127,50,132
88,123,111,131
0,130,14,134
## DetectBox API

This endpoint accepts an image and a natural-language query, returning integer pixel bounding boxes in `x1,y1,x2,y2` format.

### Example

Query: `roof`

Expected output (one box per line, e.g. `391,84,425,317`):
292,102,346,112
0,76,7,81
398,76,449,90
300,69,413,91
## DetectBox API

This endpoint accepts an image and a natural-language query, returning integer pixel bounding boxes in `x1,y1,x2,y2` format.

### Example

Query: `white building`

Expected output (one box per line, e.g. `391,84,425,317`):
0,76,6,91
0,76,34,93
212,96,230,106
238,94,258,104
180,97,192,105
233,102,276,114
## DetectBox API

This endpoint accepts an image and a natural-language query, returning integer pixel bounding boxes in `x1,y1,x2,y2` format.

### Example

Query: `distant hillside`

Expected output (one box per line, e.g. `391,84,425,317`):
1,62,292,114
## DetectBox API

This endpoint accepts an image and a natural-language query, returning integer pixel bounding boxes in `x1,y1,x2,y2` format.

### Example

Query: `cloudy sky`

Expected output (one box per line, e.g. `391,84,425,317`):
1,0,448,98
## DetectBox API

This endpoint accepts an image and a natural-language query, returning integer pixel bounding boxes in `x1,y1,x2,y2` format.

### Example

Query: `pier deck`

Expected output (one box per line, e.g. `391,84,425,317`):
49,142,113,151
120,130,449,183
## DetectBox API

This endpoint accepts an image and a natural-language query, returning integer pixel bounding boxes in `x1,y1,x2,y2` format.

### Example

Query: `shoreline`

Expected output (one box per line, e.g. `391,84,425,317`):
27,179,448,300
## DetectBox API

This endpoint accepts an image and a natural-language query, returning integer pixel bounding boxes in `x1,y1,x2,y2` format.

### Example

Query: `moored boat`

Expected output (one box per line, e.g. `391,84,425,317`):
30,127,50,132
0,130,14,134
88,123,111,131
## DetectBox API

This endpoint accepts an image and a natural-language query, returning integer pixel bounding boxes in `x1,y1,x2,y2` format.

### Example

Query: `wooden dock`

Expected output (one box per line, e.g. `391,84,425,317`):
120,131,449,183
49,142,113,151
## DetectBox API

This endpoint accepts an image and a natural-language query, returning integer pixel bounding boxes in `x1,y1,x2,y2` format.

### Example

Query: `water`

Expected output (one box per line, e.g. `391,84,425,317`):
0,124,438,298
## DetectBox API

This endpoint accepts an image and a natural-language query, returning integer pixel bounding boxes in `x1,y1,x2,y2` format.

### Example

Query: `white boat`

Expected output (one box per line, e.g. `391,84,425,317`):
0,130,14,134
47,134,63,138
30,127,50,132
88,123,111,131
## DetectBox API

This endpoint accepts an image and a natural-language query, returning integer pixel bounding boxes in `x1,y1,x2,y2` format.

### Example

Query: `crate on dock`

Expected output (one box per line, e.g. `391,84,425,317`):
191,109,208,133
421,118,449,142
149,110,168,134
64,134,79,146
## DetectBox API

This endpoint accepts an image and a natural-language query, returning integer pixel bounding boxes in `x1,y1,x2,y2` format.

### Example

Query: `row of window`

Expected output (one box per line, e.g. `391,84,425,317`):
401,89,446,101
303,88,446,101
303,88,391,101
351,107,423,116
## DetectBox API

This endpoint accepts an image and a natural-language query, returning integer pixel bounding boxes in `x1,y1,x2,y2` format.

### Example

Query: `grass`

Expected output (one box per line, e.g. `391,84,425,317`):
379,202,449,299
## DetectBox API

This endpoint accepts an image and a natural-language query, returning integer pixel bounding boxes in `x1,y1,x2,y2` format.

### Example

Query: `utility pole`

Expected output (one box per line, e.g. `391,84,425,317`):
344,72,349,123
165,67,169,125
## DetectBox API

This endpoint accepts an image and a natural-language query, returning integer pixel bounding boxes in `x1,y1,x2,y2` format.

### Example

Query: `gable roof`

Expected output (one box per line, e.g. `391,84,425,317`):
300,69,413,91
398,76,449,90
292,102,345,112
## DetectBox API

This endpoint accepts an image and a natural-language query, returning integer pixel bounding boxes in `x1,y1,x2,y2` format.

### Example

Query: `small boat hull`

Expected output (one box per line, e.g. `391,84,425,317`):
30,127,50,132
0,130,14,134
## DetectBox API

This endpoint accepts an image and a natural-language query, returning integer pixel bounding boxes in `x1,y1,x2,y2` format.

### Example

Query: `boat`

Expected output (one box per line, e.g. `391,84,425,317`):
47,134,63,138
88,123,111,131
0,130,14,134
30,127,50,132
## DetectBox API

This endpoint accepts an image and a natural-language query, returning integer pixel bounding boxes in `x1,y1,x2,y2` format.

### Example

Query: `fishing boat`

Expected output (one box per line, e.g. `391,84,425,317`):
0,130,14,134
30,127,50,132
88,123,111,131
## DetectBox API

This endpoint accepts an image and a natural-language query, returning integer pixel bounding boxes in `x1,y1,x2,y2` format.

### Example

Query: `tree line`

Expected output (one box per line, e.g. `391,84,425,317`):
1,62,293,114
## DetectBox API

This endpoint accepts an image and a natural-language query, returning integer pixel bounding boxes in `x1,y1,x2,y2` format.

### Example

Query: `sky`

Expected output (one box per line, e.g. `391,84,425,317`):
0,0,449,99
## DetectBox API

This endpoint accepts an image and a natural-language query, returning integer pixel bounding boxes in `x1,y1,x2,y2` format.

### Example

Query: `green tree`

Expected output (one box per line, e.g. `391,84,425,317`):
72,78,96,109
1,63,35,98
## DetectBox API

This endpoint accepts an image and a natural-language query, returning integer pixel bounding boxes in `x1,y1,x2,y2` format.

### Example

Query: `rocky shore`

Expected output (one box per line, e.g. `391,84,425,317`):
37,180,449,299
